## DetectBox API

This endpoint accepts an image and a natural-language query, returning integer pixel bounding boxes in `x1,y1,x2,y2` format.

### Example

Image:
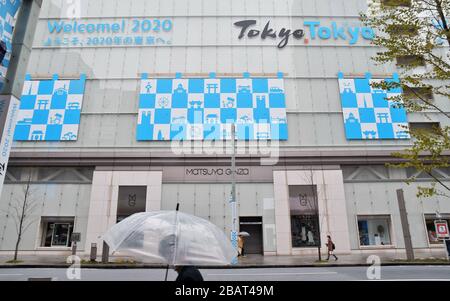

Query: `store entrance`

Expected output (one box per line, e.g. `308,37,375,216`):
239,217,263,255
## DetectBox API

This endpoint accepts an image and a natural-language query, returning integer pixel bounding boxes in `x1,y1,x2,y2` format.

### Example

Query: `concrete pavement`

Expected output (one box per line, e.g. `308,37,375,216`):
0,254,449,269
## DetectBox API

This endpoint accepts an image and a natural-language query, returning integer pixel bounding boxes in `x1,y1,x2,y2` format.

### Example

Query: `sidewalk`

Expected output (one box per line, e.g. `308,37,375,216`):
0,254,449,269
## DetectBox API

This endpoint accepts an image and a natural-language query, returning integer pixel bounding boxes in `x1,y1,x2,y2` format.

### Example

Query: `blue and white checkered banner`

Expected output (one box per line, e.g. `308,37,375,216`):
13,74,86,141
338,72,410,140
137,72,288,141
0,0,22,91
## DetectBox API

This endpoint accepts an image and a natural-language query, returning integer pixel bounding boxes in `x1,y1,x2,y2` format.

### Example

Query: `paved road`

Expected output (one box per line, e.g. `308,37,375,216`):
0,266,449,281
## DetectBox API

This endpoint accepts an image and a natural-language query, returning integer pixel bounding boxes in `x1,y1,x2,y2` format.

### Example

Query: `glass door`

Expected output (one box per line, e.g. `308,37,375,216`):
51,223,71,247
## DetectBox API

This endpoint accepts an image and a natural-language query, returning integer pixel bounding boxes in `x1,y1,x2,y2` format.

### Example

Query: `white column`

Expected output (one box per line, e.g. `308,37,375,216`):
273,170,291,255
273,169,352,255
84,170,163,255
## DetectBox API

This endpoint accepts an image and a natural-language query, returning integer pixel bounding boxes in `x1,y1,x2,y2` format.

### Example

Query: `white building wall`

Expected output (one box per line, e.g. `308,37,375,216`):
344,181,450,258
84,170,162,253
273,169,351,256
13,0,448,154
161,183,276,253
0,183,92,252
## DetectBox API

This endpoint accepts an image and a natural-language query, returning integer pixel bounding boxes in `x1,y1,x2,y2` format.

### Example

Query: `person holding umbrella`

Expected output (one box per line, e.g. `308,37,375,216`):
238,234,245,257
159,234,204,282
102,207,237,281
238,232,250,257
174,266,204,282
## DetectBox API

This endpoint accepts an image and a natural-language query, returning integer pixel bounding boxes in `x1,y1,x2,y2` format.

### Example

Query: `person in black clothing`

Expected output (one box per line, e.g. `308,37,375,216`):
159,235,204,282
446,239,450,259
326,235,338,261
175,266,204,282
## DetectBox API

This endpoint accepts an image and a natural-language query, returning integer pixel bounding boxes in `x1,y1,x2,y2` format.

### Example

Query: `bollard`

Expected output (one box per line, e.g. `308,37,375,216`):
71,241,77,256
102,241,109,264
90,243,97,262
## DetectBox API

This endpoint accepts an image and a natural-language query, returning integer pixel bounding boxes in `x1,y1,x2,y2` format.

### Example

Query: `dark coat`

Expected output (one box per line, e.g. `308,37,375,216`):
175,266,204,282
327,238,335,252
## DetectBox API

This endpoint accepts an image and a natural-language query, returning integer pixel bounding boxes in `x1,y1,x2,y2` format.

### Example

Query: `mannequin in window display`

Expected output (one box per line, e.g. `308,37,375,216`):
301,226,307,242
307,230,315,245
374,233,381,245
428,230,438,243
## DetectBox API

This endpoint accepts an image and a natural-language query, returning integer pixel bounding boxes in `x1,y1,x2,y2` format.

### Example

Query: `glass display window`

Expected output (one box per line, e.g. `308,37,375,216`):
424,214,450,245
289,185,321,248
357,215,392,246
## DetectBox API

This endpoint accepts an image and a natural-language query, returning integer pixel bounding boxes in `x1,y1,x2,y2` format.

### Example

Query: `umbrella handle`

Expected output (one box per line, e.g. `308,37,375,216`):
164,264,169,281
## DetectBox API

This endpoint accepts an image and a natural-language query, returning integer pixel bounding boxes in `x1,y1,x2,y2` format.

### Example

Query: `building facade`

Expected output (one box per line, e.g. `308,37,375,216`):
0,0,449,260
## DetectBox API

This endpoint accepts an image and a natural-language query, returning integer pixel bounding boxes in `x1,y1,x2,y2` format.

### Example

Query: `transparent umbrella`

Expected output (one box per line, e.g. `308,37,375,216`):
102,210,237,268
239,231,250,237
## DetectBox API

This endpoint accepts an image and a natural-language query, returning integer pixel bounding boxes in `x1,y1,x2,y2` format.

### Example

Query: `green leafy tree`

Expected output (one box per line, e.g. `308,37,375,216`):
361,0,450,198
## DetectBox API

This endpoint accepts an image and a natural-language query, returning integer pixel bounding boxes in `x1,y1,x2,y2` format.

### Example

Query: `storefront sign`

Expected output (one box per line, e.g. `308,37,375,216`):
234,20,375,48
186,168,250,177
162,166,274,183
44,18,173,47
71,233,81,242
435,221,450,239
0,0,22,90
0,95,20,196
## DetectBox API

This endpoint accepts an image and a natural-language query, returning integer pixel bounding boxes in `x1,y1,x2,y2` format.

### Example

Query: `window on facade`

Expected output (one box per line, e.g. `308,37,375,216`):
425,215,450,244
403,87,434,102
357,216,392,246
381,0,411,7
409,122,441,134
342,165,390,182
405,166,448,180
41,217,74,247
387,24,418,37
289,185,321,248
396,55,425,67
5,167,94,184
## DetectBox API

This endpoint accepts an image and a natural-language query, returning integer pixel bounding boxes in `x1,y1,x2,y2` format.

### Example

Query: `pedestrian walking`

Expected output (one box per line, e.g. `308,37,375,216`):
238,234,245,257
326,235,338,261
175,266,204,282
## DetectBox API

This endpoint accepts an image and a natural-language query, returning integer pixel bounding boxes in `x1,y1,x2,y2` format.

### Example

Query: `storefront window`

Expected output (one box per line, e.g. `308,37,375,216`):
41,218,74,247
289,185,320,248
425,215,450,244
357,216,392,246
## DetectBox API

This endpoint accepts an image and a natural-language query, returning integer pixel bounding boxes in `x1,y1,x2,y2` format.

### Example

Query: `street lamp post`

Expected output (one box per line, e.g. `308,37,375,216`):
230,124,238,264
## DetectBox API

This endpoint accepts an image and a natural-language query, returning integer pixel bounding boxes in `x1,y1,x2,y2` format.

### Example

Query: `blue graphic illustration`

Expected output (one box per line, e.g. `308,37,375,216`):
14,74,86,141
137,73,288,141
0,0,22,91
338,72,410,140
